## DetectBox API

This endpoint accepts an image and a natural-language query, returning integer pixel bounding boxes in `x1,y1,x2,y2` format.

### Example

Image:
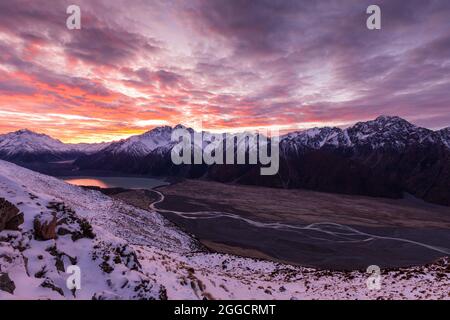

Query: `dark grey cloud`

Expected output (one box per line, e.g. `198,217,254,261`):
183,0,450,127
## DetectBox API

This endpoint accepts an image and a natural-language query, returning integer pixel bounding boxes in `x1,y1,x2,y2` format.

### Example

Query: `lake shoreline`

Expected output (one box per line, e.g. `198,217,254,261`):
61,175,169,189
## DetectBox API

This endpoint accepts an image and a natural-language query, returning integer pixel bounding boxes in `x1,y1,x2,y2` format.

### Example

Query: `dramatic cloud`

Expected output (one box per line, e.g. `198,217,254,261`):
0,0,449,142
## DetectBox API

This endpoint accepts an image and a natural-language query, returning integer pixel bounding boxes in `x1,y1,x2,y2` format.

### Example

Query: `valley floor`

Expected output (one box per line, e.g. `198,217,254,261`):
118,181,450,270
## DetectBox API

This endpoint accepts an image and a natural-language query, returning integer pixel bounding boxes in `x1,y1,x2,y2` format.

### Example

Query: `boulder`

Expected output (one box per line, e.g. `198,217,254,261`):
0,273,15,294
34,213,57,240
0,198,24,231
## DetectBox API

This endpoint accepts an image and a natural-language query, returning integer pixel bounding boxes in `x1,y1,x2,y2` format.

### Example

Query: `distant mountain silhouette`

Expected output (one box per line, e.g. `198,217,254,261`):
2,116,450,205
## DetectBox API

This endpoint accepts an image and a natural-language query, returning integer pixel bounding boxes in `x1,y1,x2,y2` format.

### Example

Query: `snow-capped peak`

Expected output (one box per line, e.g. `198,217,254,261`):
0,129,109,158
14,129,36,135
374,115,409,123
103,125,177,157
174,124,187,130
282,127,351,149
0,129,68,155
351,115,417,134
346,116,436,148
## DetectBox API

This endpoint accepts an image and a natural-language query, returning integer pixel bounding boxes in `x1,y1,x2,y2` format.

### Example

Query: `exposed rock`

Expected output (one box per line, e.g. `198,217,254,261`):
40,279,64,296
93,241,142,274
0,272,15,294
46,244,77,272
71,218,95,241
0,198,24,231
45,201,96,241
57,215,95,241
33,213,57,240
5,213,24,230
99,261,114,274
0,230,29,251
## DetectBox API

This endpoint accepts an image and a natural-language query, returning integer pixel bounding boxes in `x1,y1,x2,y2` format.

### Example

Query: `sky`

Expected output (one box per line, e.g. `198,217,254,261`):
0,0,449,143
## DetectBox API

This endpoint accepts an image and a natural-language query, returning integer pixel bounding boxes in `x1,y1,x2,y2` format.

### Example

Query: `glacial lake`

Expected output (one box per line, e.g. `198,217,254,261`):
61,176,168,189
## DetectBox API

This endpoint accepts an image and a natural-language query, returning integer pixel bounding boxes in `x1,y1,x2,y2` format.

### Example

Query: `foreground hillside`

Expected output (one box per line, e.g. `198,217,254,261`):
0,160,448,299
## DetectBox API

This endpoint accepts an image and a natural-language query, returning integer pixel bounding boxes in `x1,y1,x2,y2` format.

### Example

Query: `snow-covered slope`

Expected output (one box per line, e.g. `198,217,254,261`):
438,127,450,148
346,116,437,149
281,127,351,153
102,126,175,157
0,160,448,300
0,160,196,299
68,142,111,154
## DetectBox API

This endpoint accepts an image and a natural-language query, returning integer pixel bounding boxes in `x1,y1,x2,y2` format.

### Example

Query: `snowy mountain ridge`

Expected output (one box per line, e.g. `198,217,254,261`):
281,116,448,153
102,126,175,157
0,129,110,160
2,116,449,161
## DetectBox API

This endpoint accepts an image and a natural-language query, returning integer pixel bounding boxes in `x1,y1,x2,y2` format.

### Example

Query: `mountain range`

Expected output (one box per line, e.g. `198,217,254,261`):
1,116,450,205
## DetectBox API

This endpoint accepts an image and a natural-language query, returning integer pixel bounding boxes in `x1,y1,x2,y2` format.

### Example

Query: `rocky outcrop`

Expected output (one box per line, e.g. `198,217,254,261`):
0,273,15,294
33,213,57,240
49,201,96,241
0,198,24,231
33,202,96,241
